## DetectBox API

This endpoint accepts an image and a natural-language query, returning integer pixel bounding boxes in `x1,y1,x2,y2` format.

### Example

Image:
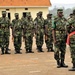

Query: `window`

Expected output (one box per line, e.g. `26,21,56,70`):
25,8,28,10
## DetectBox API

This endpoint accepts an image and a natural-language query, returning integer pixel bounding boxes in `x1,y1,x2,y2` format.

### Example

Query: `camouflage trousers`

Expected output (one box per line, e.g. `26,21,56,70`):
54,40,66,61
36,33,44,48
25,35,33,50
45,35,53,50
70,47,75,64
14,36,22,52
0,34,9,49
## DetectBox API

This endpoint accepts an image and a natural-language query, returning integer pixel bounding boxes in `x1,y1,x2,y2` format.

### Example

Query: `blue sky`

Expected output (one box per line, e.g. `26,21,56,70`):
50,0,75,4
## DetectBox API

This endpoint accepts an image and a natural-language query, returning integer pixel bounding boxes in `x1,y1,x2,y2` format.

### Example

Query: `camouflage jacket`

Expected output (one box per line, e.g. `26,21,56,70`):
53,16,67,39
34,17,44,34
12,19,22,36
44,18,52,35
0,17,10,35
23,18,34,37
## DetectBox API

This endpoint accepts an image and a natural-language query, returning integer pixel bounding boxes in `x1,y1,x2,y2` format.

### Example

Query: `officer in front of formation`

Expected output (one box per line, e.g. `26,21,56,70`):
52,9,68,68
0,11,10,55
45,13,54,52
34,11,44,52
12,13,22,54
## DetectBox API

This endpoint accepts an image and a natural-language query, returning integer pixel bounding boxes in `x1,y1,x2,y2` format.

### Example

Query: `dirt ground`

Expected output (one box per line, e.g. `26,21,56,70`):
0,30,75,75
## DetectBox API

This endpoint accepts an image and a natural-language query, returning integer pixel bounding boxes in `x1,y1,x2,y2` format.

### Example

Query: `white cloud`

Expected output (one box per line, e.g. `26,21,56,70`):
50,0,75,4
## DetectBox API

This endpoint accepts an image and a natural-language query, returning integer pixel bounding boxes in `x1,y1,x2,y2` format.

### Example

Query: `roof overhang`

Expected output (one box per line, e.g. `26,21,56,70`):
0,6,50,8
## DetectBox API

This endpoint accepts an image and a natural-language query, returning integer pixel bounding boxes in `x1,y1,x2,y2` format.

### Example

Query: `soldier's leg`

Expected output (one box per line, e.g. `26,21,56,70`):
17,36,22,54
54,44,61,68
39,34,44,52
25,36,29,53
28,36,34,53
5,35,10,54
69,48,75,71
14,36,19,53
60,42,68,67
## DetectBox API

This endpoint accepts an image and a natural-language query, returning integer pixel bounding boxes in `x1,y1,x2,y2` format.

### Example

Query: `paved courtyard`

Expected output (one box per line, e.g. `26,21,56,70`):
0,35,75,75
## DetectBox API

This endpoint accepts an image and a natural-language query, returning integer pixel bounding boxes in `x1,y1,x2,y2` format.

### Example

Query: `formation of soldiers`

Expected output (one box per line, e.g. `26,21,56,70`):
0,9,75,71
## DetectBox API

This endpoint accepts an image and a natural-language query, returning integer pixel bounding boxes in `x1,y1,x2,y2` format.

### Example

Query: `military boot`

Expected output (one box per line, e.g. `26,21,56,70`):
50,47,54,52
40,46,44,52
47,48,50,52
57,60,61,68
69,63,75,71
29,49,34,53
26,49,29,53
1,48,4,55
61,59,68,68
5,48,11,54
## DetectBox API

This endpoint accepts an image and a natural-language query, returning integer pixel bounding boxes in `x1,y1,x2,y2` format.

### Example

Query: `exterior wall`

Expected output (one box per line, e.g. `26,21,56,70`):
0,7,49,21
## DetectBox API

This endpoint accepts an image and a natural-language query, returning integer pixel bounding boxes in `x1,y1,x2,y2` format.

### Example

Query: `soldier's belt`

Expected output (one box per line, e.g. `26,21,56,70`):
56,30,65,33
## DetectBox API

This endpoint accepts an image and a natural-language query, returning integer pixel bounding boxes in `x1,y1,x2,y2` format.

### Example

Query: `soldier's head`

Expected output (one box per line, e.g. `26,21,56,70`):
2,11,6,18
73,9,75,15
47,13,52,19
38,11,43,17
69,13,73,18
26,12,31,19
15,13,19,19
57,9,63,17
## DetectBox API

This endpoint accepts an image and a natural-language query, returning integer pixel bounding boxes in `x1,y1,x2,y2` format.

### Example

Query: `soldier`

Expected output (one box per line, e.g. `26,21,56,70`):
45,13,53,52
23,12,34,53
12,13,22,54
66,9,75,71
67,13,73,34
52,9,68,68
34,11,44,52
0,11,10,54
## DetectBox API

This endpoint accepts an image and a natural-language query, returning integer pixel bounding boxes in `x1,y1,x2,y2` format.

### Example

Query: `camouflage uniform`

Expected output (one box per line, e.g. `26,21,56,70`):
0,11,10,54
52,9,68,68
23,12,34,53
12,13,22,54
34,12,44,52
67,9,75,71
45,14,53,52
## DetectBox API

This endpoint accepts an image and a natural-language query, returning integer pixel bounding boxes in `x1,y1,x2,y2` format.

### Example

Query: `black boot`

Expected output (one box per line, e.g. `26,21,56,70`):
1,48,4,55
57,60,61,68
50,47,54,52
47,48,50,52
39,46,44,52
5,48,11,54
61,59,68,68
69,63,75,71
26,49,29,53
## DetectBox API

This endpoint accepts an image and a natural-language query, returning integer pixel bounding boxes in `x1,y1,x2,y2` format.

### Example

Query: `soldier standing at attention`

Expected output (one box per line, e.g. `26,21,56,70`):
52,9,68,68
23,12,34,53
45,13,54,52
34,11,44,52
66,9,75,71
12,13,22,54
0,11,10,55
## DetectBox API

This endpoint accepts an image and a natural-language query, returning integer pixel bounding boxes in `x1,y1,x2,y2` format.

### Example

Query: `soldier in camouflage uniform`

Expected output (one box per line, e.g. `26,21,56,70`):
23,12,34,53
45,13,53,52
34,11,44,52
66,9,75,71
0,11,10,54
12,13,22,54
52,9,68,68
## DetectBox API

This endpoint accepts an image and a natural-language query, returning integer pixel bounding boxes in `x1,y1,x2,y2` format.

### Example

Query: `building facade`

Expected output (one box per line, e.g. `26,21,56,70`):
0,0,51,20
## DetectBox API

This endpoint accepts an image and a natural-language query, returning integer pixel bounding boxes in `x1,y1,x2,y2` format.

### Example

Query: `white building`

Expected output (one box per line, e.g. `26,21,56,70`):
0,0,51,20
